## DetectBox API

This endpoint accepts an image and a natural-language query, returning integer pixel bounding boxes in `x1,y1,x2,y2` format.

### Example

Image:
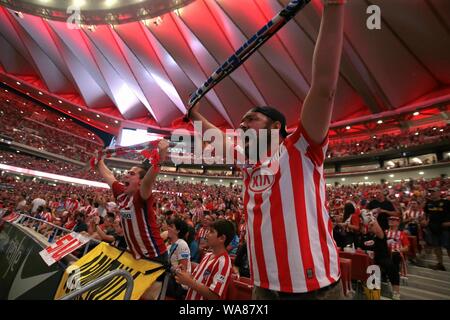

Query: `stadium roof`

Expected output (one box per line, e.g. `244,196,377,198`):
0,0,449,134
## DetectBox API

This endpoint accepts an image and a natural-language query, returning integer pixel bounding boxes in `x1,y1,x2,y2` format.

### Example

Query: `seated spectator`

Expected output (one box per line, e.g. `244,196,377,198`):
175,219,235,300
185,226,201,263
72,212,88,233
87,213,116,243
166,218,191,299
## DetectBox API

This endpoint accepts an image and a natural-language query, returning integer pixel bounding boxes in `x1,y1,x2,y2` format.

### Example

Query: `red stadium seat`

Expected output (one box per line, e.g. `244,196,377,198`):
339,258,352,296
227,278,253,300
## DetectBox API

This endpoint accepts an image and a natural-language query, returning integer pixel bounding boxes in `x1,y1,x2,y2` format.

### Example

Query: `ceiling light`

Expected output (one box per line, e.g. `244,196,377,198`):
105,125,109,128
346,126,351,130
73,0,86,7
78,108,82,111
96,114,100,118
16,81,21,85
419,171,424,175
38,91,43,95
377,120,383,124
389,174,394,178
364,176,368,180
105,0,117,6
341,178,346,181
58,100,62,104
413,111,419,116
114,120,119,124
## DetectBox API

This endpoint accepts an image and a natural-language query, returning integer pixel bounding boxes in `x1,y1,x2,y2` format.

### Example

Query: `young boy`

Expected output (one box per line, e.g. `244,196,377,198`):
175,219,235,300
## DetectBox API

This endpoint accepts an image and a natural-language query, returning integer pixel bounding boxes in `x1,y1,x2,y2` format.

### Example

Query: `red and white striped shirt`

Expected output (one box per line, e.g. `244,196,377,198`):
65,199,79,213
403,209,423,222
185,251,231,300
386,229,409,252
241,124,340,293
196,226,209,241
112,182,167,260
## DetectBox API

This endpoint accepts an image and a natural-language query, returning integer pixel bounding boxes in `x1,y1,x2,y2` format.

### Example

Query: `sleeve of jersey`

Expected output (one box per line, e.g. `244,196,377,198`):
401,233,410,247
351,212,361,228
111,181,125,198
284,120,329,167
208,256,231,298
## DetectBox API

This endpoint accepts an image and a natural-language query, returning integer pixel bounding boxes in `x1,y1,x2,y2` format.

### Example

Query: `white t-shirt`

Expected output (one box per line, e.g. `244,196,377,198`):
169,239,191,273
16,200,27,211
31,198,46,213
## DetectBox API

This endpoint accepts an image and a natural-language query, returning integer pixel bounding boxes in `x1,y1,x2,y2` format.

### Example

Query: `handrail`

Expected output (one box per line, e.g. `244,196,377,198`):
58,269,134,300
16,214,101,246
18,214,77,234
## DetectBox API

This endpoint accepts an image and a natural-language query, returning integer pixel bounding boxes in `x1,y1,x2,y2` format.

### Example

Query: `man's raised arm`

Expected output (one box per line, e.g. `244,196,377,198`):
97,159,117,187
301,1,346,145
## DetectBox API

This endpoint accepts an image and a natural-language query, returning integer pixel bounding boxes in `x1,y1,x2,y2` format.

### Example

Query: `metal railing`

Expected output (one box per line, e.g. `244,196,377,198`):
58,269,134,300
15,214,100,255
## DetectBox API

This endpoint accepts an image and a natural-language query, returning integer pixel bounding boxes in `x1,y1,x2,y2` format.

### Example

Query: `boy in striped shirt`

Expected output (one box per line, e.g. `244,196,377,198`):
175,219,235,300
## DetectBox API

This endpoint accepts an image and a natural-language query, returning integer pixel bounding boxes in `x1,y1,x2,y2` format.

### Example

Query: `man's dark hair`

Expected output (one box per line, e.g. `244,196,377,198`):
105,212,115,223
169,218,189,239
211,219,236,247
185,226,196,245
135,161,151,179
249,106,288,138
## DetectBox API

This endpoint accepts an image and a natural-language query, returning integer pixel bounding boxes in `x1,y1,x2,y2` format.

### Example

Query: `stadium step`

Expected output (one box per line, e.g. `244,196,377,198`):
376,261,450,300
399,286,450,300
407,265,450,282
405,276,450,296
417,259,450,271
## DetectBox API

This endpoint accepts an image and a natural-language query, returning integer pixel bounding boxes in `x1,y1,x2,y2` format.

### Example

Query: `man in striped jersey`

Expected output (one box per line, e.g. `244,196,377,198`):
96,139,170,299
188,0,346,299
175,219,235,300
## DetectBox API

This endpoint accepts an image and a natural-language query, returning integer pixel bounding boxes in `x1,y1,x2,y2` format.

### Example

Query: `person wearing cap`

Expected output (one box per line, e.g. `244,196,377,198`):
423,187,450,271
386,216,410,300
367,190,400,231
188,0,346,300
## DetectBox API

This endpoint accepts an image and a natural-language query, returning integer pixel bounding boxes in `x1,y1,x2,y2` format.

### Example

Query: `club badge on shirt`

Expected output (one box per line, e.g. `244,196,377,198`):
121,210,132,220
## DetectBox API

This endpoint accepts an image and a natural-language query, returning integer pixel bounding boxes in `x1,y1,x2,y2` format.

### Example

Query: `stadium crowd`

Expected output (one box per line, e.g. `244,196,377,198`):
327,125,449,158
1,172,448,299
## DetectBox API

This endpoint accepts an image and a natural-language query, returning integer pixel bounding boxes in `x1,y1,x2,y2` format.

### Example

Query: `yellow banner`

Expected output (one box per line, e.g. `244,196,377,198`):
54,242,165,300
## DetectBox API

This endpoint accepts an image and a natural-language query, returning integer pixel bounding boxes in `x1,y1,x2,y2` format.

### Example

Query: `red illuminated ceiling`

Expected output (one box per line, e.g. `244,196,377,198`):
0,0,449,133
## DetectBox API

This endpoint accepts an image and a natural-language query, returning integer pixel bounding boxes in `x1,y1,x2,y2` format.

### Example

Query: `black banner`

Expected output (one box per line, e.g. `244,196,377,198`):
0,222,64,300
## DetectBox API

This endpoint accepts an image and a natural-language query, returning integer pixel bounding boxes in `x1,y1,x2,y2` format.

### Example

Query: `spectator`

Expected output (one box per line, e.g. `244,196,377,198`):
166,218,191,299
31,194,46,214
73,212,88,233
358,216,401,300
368,190,400,231
423,187,450,271
95,139,170,300
233,239,250,278
175,219,235,300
